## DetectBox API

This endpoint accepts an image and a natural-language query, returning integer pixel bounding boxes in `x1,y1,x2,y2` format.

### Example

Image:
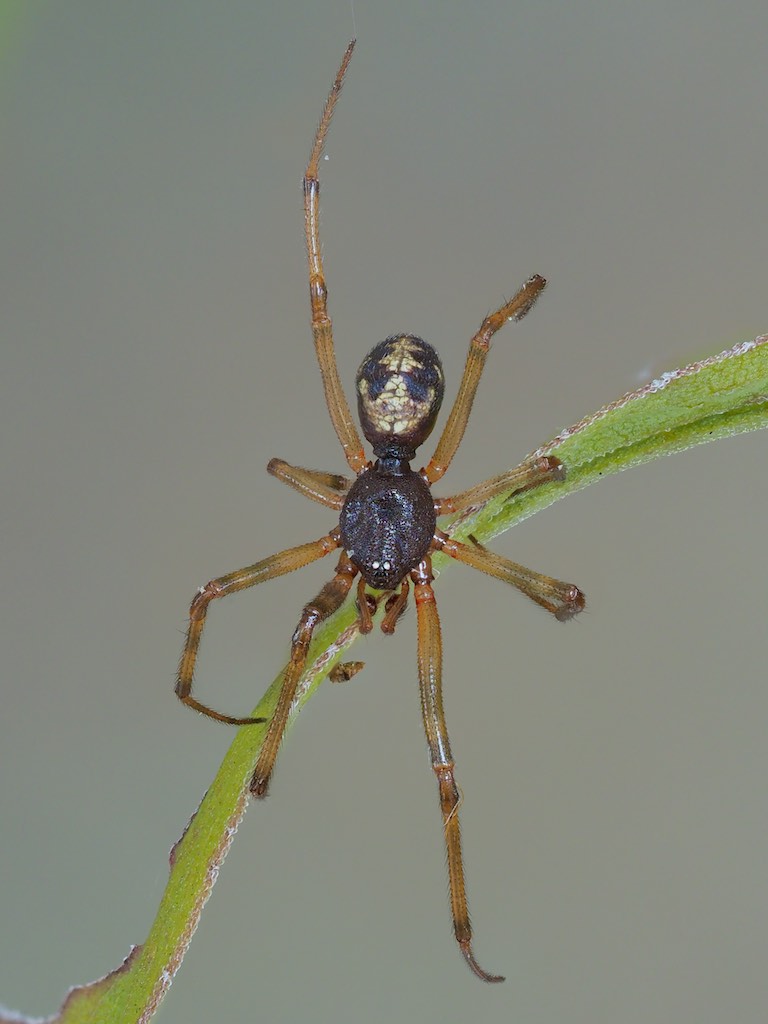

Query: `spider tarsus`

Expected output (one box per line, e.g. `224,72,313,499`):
250,775,270,800
208,708,267,726
178,693,266,726
510,274,547,322
460,942,505,984
555,586,586,621
537,454,566,482
305,38,356,177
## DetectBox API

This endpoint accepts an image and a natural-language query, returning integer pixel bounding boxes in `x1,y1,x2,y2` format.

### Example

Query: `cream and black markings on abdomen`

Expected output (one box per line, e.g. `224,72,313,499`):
355,335,445,460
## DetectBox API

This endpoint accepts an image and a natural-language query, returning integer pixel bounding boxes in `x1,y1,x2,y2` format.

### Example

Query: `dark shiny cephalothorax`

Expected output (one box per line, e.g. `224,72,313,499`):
339,334,444,588
339,458,436,589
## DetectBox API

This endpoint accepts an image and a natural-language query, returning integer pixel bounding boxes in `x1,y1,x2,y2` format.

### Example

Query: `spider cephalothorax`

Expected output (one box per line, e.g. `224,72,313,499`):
176,40,585,983
339,457,436,590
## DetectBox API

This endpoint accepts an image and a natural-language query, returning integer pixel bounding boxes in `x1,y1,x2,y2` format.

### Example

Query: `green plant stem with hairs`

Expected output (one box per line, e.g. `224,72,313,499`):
4,333,767,1024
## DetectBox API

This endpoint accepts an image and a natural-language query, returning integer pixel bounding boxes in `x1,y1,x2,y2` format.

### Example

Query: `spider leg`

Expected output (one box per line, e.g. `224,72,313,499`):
381,579,409,634
412,558,504,984
304,40,367,475
434,455,565,516
435,530,585,621
356,576,375,633
268,458,352,510
176,530,341,724
250,551,358,798
423,275,547,484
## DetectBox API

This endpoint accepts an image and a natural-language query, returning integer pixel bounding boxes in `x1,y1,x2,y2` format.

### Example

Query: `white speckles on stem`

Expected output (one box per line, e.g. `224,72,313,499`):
533,334,768,458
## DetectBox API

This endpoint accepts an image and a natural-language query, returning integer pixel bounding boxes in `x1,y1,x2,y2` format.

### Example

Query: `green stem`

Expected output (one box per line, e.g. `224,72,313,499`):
20,334,768,1023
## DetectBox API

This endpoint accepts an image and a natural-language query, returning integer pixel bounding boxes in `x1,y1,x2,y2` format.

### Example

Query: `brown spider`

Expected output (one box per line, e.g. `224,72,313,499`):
176,40,585,983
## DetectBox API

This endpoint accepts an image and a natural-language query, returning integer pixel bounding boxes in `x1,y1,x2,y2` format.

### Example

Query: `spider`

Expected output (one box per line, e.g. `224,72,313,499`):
176,40,585,983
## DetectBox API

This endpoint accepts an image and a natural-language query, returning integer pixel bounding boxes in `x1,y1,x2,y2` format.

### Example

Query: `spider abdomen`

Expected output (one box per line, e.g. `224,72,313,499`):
356,335,445,460
339,463,436,589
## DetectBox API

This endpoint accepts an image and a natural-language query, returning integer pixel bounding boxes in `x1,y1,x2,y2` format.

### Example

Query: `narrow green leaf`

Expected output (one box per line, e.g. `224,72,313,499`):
445,333,768,551
34,334,768,1022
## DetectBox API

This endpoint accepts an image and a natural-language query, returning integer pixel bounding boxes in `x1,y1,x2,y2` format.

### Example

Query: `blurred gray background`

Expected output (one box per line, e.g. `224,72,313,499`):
1,2,767,1022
